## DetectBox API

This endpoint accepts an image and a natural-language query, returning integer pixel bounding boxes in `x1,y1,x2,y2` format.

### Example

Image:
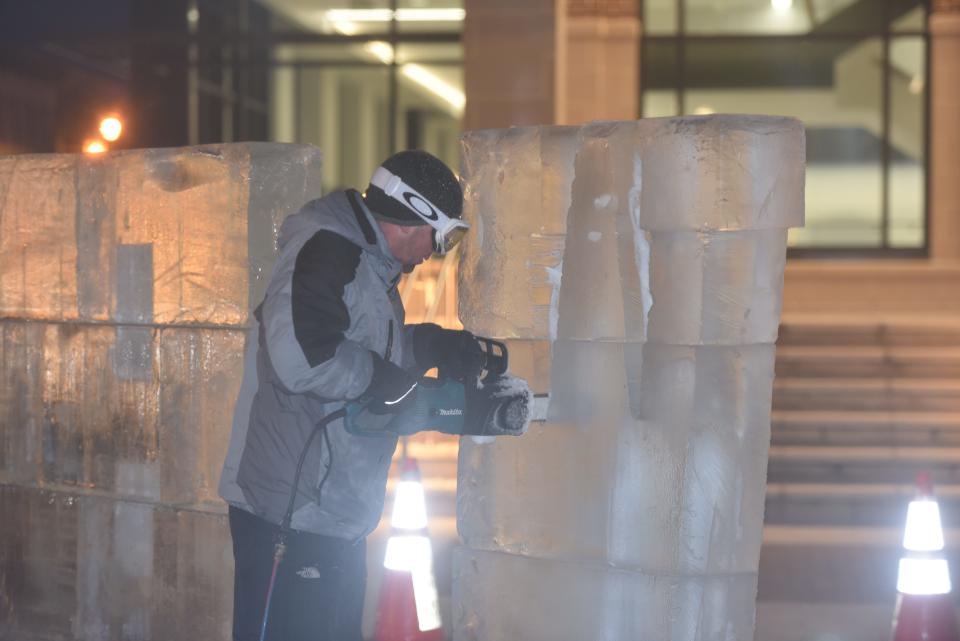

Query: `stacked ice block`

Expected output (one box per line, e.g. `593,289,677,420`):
454,116,804,641
0,144,322,640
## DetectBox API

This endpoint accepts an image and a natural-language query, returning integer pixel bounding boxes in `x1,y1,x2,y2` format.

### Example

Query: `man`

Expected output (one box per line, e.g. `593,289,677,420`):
219,150,482,641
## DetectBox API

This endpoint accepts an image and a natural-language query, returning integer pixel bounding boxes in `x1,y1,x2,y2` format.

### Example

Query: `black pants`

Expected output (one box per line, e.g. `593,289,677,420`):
229,506,367,641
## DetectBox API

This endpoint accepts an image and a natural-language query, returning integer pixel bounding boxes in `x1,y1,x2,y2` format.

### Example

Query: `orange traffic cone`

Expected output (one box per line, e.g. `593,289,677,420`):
374,457,443,641
892,472,960,641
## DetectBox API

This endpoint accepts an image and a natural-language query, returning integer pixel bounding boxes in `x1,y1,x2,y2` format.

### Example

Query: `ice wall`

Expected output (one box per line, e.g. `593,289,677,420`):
0,144,322,640
454,116,804,641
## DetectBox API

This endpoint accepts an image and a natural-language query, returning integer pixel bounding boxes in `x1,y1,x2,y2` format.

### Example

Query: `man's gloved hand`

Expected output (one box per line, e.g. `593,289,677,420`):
413,323,485,383
364,352,419,412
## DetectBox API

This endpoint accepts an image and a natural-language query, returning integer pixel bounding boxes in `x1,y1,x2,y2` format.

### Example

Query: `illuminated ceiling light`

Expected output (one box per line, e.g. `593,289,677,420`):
326,8,392,22
99,116,123,142
771,0,793,12
364,41,395,64
332,20,358,34
84,140,107,154
402,64,465,112
693,105,715,115
325,8,465,22
186,6,199,25
909,74,924,95
396,8,465,21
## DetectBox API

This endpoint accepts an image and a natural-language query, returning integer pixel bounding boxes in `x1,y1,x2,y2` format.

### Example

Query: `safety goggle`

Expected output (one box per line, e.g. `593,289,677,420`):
369,166,470,255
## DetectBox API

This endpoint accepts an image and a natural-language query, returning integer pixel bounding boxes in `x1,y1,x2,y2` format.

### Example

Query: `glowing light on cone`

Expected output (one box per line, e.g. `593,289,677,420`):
903,499,945,552
383,534,431,572
382,461,441,632
390,480,428,530
896,473,953,597
898,558,952,596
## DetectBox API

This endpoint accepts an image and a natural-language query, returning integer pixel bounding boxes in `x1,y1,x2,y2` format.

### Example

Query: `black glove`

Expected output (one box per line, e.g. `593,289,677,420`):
364,352,418,412
413,324,485,383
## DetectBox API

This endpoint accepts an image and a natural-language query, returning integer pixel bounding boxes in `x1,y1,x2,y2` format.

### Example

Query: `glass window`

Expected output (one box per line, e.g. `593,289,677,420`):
641,38,680,116
262,28,461,194
685,0,814,35
397,0,464,34
275,66,391,192
395,54,463,167
892,5,926,32
810,0,886,34
643,0,928,252
644,0,679,35
682,38,885,248
259,0,393,35
888,35,925,247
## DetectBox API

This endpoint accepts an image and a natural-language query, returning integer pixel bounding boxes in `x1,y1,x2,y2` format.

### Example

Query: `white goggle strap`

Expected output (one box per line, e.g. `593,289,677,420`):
369,167,469,241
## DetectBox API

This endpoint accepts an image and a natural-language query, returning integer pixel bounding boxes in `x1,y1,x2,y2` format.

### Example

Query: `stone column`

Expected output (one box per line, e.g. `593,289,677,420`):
463,0,560,130
560,0,641,125
929,0,960,260
463,0,641,130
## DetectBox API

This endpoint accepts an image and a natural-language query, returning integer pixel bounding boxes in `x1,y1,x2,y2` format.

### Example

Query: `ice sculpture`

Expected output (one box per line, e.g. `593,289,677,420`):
454,116,804,641
0,144,321,640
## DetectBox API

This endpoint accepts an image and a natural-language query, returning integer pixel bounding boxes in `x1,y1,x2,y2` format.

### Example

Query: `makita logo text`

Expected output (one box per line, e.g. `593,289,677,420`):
438,408,463,416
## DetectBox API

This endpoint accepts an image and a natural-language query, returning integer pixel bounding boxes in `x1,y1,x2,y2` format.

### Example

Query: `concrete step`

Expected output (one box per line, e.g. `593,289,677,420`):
775,345,960,378
767,445,960,484
771,410,960,446
755,602,898,641
756,525,960,605
764,482,960,528
778,316,960,347
758,524,960,631
772,378,960,411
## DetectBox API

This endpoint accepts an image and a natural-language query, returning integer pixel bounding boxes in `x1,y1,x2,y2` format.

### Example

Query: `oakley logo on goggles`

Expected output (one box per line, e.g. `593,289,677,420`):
369,167,469,255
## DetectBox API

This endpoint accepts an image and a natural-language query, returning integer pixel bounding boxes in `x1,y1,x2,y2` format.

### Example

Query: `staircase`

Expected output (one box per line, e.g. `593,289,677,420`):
758,317,960,641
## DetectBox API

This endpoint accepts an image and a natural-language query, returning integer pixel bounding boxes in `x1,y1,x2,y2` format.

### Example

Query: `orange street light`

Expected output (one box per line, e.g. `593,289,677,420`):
84,139,107,154
99,116,123,142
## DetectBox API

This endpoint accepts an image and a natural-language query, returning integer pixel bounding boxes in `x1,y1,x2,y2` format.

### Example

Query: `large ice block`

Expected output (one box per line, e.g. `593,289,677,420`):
458,126,578,339
0,485,232,641
453,547,759,641
0,293,251,507
455,116,803,641
0,143,321,641
0,143,321,325
458,342,774,574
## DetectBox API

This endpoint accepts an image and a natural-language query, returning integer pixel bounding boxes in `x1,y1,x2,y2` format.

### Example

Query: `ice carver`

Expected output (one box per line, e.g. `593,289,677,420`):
218,150,482,641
